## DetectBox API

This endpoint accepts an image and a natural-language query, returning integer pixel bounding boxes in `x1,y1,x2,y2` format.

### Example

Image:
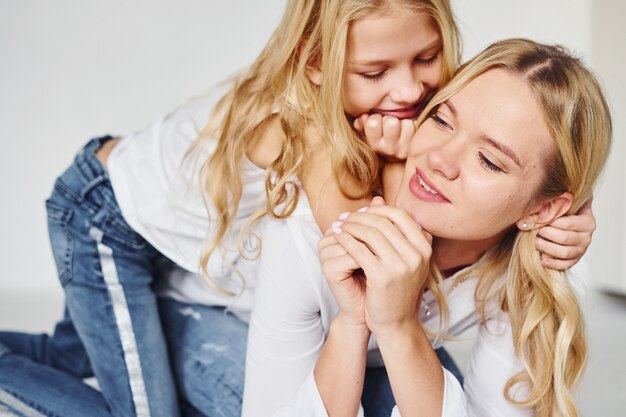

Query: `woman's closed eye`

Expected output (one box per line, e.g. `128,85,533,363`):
430,112,451,129
478,151,504,173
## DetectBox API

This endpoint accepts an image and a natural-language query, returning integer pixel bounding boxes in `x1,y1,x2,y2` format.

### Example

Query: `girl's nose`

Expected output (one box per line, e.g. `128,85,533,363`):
389,69,423,105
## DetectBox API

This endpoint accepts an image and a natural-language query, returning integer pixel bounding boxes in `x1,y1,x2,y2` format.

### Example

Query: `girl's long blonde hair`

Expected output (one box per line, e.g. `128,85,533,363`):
193,0,460,295
419,39,612,417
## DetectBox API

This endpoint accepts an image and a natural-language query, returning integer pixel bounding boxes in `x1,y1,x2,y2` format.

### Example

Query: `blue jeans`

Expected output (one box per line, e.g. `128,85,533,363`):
158,298,247,417
48,136,178,416
1,304,460,417
0,136,179,416
361,347,464,417
0,299,249,417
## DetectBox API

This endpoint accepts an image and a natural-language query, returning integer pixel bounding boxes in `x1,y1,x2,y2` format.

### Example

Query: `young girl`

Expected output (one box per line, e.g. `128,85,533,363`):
318,38,611,417
0,1,595,416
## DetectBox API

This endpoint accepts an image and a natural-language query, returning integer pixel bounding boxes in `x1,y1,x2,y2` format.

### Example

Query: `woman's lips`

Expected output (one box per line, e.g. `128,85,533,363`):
408,168,451,203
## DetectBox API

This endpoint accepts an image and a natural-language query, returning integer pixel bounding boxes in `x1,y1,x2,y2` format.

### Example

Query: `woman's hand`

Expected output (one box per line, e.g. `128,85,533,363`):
331,197,432,338
353,113,416,162
319,226,368,332
536,197,596,270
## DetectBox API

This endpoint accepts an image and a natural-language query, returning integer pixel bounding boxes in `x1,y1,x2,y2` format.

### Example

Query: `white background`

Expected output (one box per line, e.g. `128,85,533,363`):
1,0,625,413
2,0,623,296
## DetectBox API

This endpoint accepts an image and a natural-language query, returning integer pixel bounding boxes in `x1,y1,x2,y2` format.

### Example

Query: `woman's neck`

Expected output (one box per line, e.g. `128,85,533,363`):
432,232,505,274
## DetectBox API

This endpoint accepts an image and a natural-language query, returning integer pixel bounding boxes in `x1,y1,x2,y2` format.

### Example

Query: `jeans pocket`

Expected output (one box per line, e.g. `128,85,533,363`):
96,213,147,252
46,200,74,286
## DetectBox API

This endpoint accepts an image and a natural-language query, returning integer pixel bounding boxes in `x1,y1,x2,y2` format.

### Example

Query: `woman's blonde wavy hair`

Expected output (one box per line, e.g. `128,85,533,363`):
418,38,612,417
192,0,460,295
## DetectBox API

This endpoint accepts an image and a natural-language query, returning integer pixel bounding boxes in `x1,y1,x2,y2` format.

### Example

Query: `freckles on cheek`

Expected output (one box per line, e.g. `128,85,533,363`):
483,193,518,225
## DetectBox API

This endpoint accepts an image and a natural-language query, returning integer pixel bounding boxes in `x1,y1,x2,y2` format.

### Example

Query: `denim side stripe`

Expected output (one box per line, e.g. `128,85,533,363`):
0,389,45,417
89,227,151,417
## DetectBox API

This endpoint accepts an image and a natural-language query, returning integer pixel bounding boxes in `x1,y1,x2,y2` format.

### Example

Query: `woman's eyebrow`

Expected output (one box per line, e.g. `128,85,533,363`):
446,99,521,167
480,134,522,167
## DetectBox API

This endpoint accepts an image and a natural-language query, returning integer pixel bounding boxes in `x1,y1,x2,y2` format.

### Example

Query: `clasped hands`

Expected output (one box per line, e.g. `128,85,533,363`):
318,196,429,341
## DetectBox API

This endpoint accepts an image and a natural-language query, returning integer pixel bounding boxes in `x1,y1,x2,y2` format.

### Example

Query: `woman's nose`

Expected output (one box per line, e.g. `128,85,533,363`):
426,140,460,180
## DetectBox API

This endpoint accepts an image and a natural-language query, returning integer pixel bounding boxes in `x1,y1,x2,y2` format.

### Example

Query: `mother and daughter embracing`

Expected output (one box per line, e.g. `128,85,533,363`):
0,1,611,417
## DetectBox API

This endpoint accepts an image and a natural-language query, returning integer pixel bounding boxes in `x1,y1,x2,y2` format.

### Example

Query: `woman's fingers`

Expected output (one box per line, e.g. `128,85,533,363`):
353,204,433,252
332,212,431,287
333,225,388,274
338,220,405,266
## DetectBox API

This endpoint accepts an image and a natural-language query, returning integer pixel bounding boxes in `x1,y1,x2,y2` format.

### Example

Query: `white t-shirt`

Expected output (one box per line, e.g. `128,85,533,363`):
243,185,534,417
107,94,266,318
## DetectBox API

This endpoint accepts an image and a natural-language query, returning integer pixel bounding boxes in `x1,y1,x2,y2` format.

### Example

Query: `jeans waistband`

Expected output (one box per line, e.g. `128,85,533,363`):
69,136,115,199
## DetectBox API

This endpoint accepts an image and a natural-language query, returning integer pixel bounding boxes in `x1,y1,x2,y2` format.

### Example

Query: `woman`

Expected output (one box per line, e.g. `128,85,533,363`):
245,39,611,417
319,39,611,416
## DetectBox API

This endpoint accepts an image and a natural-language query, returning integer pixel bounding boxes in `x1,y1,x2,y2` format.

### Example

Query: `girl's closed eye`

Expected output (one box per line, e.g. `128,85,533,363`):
360,70,386,82
478,151,504,173
415,50,440,65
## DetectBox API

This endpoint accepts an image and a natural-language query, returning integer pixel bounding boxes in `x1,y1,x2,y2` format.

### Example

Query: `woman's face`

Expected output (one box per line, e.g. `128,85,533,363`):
342,9,443,119
395,68,554,243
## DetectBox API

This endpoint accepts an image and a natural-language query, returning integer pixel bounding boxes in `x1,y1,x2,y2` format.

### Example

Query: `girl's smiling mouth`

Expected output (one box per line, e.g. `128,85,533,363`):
372,100,426,119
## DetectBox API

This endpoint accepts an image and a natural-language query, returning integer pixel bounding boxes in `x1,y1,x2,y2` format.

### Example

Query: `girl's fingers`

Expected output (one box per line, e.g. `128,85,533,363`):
397,119,417,160
382,116,401,154
353,113,369,134
536,226,589,247
535,236,583,262
364,113,383,146
545,211,596,234
540,255,578,271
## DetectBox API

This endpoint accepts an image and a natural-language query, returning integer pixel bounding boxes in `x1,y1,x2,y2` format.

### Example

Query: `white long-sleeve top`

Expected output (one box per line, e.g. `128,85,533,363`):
242,184,534,417
107,93,266,319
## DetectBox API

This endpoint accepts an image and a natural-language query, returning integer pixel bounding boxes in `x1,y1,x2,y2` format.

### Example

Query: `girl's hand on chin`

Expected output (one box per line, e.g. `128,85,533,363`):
354,113,416,162
330,196,432,338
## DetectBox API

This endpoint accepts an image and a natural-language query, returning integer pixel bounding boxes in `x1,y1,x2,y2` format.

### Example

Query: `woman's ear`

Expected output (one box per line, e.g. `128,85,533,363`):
516,192,573,231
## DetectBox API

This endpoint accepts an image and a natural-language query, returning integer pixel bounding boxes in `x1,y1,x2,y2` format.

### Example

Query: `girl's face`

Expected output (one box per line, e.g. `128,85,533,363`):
394,68,554,244
342,9,443,119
